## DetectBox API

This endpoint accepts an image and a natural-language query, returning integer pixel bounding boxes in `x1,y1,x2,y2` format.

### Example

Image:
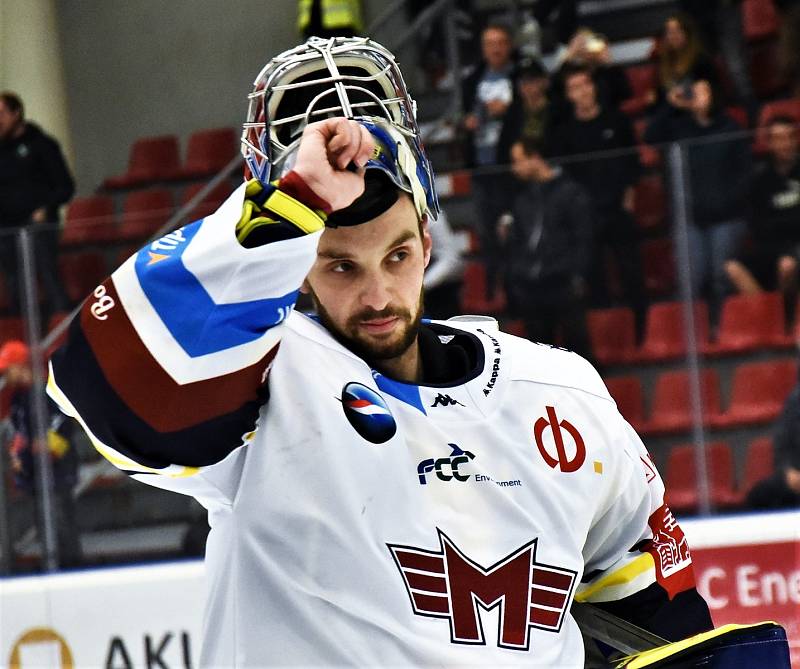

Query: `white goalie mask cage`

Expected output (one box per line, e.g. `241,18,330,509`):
241,36,440,220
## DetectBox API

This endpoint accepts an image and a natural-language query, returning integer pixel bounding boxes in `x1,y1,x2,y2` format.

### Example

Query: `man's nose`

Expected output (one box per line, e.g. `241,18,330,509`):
359,271,392,311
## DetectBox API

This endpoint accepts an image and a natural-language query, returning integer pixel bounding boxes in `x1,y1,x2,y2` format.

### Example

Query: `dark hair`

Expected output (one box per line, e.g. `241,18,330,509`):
560,62,594,86
482,20,513,40
0,91,23,119
766,114,799,130
659,13,705,88
518,58,548,80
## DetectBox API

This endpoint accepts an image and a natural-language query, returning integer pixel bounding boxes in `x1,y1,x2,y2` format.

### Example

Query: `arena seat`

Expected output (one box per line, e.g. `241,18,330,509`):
632,174,666,232
664,442,739,513
743,0,779,42
103,135,181,189
180,180,235,221
501,319,526,338
0,317,25,343
605,375,645,432
737,437,775,501
712,359,797,428
636,301,709,362
61,195,117,246
118,189,175,240
58,252,108,304
640,238,676,298
645,368,722,436
460,260,506,315
750,42,789,101
178,127,238,179
706,292,792,355
587,307,637,366
620,63,657,117
633,118,660,167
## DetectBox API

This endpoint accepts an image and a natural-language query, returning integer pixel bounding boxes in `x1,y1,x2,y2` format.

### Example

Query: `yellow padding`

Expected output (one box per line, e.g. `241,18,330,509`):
264,189,325,234
575,553,655,602
617,622,779,668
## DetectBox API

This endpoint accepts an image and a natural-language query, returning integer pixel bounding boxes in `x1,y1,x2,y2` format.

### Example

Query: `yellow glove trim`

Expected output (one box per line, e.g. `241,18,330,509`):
263,189,325,235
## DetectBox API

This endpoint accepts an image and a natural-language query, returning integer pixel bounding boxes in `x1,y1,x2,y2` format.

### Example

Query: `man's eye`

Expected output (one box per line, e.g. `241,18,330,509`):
332,262,353,273
390,250,409,262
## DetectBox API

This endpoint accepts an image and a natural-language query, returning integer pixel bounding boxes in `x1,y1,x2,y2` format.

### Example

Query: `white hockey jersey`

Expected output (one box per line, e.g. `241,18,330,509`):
49,181,700,667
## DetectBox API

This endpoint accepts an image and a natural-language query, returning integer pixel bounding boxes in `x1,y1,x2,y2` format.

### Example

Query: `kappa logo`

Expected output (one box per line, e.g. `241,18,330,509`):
417,443,475,484
388,530,577,651
430,393,465,408
340,382,397,444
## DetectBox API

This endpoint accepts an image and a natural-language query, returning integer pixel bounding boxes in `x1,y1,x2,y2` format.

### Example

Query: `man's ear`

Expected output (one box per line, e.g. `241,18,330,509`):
421,215,433,269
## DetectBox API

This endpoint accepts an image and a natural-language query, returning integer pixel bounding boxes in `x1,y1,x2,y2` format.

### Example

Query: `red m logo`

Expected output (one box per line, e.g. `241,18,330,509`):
388,530,577,651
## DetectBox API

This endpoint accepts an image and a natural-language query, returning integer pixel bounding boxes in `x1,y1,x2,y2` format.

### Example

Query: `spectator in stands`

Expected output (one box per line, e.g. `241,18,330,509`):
678,1,756,117
297,0,363,40
747,381,800,510
0,340,82,568
645,78,751,322
548,64,645,338
0,92,73,319
648,14,718,113
499,139,594,362
423,209,465,319
461,21,519,299
726,117,800,322
503,58,553,149
551,28,632,116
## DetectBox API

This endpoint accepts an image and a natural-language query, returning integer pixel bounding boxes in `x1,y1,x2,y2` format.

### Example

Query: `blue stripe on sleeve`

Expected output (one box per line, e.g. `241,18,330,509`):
134,221,296,357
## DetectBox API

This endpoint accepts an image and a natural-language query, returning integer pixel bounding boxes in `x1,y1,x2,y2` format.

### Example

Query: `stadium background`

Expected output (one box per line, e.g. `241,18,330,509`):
1,0,799,666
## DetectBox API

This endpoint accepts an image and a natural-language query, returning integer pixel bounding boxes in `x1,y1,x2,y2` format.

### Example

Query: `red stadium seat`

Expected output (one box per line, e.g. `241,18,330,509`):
743,0,779,42
645,368,722,435
633,118,660,168
725,105,749,129
61,195,117,246
754,97,800,152
501,319,526,338
738,437,775,500
640,238,676,299
460,260,506,314
118,189,175,241
636,301,710,362
0,317,25,343
103,135,181,189
750,42,789,101
707,292,792,355
632,174,666,232
178,127,238,179
58,252,108,304
665,443,740,513
587,307,637,366
620,64,657,117
605,375,645,431
180,180,235,221
713,359,797,428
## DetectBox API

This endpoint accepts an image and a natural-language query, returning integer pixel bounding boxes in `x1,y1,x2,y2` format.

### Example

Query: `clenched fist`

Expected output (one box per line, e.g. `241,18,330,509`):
293,118,375,213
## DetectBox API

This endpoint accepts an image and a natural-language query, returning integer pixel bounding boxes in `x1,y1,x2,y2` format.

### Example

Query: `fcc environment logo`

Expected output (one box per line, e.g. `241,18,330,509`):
340,382,397,444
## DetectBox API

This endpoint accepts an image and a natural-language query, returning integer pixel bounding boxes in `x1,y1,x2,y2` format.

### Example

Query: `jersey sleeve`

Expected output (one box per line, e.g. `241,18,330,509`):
577,415,713,641
47,177,327,505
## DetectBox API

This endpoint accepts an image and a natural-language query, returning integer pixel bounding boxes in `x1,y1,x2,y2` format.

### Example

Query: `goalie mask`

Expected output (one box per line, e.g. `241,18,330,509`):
241,36,439,221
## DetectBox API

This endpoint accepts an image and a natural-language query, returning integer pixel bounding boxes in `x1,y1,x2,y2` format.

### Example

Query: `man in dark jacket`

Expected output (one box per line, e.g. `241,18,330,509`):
461,22,518,299
0,91,74,317
500,139,595,362
747,380,800,510
548,64,644,336
726,116,800,321
644,78,751,321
